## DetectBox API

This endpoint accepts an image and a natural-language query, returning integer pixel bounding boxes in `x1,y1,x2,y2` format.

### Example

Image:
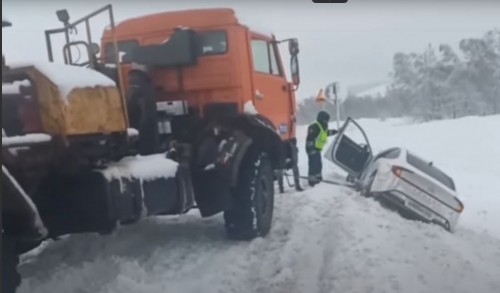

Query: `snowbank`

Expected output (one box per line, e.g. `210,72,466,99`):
100,154,178,182
2,79,31,95
2,133,52,147
7,61,116,102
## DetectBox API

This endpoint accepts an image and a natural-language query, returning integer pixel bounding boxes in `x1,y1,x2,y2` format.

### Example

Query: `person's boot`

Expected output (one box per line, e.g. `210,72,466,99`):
308,176,317,187
294,177,304,191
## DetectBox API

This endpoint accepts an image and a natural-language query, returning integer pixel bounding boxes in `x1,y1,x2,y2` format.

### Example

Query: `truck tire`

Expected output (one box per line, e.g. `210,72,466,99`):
2,234,21,293
224,149,274,240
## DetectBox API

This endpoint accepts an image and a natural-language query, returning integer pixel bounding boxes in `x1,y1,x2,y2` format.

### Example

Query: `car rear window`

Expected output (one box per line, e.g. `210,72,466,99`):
375,147,401,160
406,152,455,191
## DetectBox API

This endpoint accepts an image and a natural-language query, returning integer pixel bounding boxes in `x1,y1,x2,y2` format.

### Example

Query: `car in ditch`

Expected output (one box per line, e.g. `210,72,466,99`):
324,117,464,232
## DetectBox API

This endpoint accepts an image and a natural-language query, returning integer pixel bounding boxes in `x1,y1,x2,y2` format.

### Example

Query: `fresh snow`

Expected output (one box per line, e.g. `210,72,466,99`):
17,115,500,293
2,79,31,95
99,154,178,182
2,133,52,147
7,61,116,102
127,128,139,137
244,100,259,115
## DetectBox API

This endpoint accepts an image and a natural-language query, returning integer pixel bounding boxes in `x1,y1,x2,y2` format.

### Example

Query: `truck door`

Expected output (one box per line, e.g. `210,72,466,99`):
324,117,374,178
250,36,294,140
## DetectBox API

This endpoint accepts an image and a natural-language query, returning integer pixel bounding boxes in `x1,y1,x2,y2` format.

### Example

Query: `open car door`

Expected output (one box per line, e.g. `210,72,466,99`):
324,117,373,178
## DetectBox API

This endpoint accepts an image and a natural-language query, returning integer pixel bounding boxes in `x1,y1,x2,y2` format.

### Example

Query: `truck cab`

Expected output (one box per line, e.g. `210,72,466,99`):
99,8,300,144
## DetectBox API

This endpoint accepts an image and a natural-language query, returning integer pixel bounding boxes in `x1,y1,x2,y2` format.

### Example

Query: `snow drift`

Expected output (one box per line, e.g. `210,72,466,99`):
17,115,500,293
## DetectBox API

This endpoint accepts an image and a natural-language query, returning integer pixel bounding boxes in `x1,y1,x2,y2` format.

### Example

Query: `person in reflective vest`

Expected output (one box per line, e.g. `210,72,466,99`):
305,111,338,186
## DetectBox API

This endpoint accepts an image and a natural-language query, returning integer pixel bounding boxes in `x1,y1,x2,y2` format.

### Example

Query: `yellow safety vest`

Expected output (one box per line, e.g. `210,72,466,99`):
315,122,328,150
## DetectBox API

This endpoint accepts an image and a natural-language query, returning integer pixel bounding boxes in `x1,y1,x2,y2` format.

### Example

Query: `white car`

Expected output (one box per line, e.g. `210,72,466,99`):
324,118,464,232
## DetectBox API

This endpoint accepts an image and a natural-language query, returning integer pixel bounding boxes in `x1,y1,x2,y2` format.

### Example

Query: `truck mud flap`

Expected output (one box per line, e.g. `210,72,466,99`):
191,130,252,218
192,166,233,218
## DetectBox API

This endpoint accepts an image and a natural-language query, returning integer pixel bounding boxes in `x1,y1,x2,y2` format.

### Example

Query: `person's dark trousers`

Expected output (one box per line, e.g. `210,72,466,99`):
308,151,322,186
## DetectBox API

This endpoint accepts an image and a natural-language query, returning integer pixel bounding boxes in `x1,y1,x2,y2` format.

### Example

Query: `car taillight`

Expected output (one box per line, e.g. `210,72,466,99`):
455,197,464,213
391,165,413,177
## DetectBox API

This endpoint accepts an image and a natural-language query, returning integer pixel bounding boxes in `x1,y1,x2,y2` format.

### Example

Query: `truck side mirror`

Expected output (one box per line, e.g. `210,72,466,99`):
290,55,300,86
288,38,299,56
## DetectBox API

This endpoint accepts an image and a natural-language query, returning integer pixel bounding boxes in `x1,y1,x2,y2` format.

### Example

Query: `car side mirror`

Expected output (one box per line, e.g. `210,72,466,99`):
290,55,300,86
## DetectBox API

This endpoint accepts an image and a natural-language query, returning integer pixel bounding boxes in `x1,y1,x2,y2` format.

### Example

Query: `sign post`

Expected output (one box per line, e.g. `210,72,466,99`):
334,82,340,129
325,82,341,129
315,88,326,110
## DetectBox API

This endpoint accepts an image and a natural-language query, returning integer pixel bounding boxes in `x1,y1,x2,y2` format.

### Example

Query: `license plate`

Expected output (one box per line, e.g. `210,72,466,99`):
407,200,433,219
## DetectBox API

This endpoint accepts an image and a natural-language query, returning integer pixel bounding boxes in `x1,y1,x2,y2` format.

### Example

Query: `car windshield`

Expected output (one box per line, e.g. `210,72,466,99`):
406,152,456,191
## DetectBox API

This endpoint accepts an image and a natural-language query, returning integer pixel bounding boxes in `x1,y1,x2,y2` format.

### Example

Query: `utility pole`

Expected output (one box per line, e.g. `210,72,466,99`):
334,82,340,129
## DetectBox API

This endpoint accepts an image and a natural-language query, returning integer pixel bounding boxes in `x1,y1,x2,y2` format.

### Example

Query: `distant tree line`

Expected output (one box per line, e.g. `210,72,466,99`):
297,29,500,124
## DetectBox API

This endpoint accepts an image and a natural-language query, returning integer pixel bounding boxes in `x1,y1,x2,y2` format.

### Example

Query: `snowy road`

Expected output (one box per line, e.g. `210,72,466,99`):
18,116,500,293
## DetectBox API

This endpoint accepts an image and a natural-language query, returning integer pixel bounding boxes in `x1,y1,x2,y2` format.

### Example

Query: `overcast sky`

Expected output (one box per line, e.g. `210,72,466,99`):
3,0,500,99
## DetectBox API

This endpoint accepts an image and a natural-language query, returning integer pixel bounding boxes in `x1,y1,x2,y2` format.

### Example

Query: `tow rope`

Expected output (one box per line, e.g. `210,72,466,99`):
283,172,356,189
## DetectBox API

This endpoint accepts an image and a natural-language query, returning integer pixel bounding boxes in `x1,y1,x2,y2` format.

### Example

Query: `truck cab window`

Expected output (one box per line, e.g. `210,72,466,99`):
198,31,228,55
251,39,281,76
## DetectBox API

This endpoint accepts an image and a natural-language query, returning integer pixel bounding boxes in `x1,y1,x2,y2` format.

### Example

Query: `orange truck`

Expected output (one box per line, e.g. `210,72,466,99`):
2,5,301,292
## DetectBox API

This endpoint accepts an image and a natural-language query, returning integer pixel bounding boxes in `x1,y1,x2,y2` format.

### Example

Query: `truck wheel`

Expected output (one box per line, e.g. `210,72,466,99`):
224,150,274,240
2,234,21,293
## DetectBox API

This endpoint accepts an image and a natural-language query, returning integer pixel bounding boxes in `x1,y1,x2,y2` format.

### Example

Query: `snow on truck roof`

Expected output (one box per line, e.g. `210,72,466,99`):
7,61,116,102
2,79,31,95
